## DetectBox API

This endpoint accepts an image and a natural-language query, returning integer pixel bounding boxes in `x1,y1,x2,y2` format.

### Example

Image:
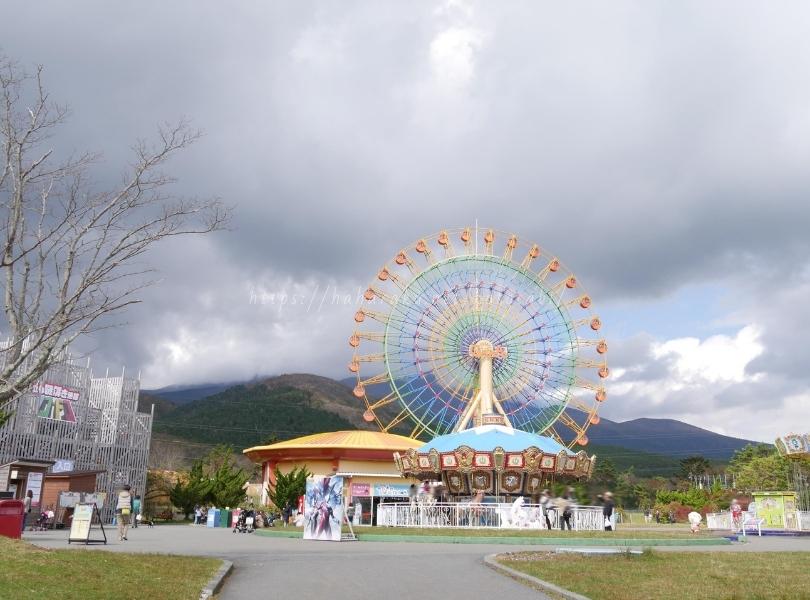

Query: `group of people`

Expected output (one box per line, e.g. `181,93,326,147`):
644,508,677,524
193,505,209,525
538,487,583,530
114,485,142,541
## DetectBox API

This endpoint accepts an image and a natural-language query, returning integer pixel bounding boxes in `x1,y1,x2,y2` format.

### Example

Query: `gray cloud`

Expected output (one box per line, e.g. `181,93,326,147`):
2,2,810,441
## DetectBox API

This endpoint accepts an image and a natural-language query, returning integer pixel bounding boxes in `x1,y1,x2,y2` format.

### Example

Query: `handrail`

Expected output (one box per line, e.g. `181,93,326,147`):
375,502,608,530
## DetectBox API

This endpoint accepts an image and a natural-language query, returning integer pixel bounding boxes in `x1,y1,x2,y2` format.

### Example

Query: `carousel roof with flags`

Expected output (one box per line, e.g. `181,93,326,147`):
418,424,571,454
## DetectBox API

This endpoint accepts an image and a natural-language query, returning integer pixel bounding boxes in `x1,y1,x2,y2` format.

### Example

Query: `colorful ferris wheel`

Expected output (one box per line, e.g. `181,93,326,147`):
349,227,608,447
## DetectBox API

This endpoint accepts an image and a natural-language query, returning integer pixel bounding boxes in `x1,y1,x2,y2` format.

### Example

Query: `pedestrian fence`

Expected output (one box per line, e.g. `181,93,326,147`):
376,502,610,531
706,510,810,532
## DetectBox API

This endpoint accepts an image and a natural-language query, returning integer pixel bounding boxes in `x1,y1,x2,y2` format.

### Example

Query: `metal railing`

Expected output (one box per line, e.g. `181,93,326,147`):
707,510,810,532
376,502,608,531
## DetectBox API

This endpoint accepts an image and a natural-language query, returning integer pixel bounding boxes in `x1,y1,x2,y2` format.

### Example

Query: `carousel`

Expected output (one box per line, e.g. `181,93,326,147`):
348,227,609,529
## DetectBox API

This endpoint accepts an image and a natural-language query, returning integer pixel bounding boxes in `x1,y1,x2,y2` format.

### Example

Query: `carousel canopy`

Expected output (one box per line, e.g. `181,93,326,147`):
419,424,568,455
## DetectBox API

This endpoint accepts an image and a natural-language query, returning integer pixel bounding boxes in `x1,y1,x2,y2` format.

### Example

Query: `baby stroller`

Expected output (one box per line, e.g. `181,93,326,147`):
233,510,255,533
34,510,55,531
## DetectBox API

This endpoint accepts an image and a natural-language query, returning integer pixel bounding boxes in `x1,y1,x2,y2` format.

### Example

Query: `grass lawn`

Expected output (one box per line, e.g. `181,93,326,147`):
0,536,220,600
272,525,715,539
499,550,810,600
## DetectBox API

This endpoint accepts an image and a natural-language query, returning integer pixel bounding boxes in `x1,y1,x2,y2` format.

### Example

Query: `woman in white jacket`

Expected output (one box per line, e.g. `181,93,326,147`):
116,484,133,541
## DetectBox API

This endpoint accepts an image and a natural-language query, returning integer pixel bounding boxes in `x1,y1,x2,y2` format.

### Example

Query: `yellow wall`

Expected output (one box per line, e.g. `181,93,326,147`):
337,458,402,475
274,459,333,476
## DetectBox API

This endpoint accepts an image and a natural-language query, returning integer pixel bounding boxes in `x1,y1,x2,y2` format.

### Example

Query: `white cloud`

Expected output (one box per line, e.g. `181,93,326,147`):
429,27,485,91
651,325,763,385
603,325,808,441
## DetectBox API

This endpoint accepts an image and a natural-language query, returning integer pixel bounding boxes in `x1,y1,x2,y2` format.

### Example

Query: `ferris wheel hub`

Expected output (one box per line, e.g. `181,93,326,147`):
468,339,508,360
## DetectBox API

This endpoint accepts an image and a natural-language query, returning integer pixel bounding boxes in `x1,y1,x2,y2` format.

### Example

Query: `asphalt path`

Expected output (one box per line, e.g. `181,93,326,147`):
25,525,810,599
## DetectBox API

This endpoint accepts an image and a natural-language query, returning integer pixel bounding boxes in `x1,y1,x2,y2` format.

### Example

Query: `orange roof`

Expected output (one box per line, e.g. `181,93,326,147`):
243,430,422,455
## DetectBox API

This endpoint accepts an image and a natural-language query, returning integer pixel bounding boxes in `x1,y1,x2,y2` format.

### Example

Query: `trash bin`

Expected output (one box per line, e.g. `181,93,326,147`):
207,508,219,528
219,509,231,528
231,508,241,528
0,500,25,539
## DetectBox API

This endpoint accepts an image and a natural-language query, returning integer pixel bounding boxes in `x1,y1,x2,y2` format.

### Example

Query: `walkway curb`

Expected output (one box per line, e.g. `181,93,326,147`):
255,529,731,546
200,559,233,600
483,554,590,600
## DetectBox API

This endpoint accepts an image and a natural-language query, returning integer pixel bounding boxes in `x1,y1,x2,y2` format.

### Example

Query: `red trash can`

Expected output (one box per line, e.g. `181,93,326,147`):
0,500,25,539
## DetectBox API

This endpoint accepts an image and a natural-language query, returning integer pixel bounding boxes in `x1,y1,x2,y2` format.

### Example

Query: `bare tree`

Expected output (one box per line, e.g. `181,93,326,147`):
0,57,229,421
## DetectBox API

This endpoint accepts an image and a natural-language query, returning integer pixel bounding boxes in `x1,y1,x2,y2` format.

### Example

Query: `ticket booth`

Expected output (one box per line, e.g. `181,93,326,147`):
0,459,55,509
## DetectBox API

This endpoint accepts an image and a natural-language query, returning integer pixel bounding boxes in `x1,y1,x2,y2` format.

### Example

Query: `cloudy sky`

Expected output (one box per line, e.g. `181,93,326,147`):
3,1,809,442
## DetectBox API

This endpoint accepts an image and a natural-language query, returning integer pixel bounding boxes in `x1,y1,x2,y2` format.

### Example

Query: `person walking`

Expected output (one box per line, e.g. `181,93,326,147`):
539,489,553,530
282,501,292,527
602,491,615,531
22,490,33,534
116,485,133,541
560,487,575,531
131,494,141,528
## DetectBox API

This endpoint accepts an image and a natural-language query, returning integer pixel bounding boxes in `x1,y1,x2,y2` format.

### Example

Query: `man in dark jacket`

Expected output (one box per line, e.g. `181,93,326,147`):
602,491,614,531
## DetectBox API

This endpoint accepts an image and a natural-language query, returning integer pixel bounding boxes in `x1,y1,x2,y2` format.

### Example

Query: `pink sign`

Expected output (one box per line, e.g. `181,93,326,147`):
350,483,371,497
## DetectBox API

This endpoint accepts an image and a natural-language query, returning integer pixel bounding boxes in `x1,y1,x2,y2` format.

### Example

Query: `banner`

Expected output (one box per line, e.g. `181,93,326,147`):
32,382,78,423
303,476,343,542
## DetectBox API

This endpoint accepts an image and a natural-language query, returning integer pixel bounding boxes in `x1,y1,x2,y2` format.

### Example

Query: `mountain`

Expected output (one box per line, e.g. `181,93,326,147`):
340,376,757,460
585,417,755,460
588,443,680,476
137,392,178,419
143,374,758,471
143,382,241,405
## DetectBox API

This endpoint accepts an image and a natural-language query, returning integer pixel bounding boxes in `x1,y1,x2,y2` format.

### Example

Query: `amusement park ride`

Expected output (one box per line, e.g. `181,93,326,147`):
776,433,810,511
349,226,608,497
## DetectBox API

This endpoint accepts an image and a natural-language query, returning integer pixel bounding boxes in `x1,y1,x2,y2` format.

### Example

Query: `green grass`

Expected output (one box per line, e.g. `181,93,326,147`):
0,536,220,600
499,551,810,600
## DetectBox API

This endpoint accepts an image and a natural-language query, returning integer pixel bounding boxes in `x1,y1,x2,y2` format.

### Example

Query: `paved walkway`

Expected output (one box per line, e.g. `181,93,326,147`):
25,525,549,599
24,526,810,599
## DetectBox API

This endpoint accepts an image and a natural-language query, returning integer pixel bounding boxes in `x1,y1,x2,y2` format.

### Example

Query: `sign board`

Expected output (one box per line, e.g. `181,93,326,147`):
32,382,78,423
83,492,106,508
59,491,81,508
68,502,107,544
753,491,797,529
25,472,43,508
303,476,344,542
350,483,371,497
53,459,75,473
373,483,410,498
0,464,9,492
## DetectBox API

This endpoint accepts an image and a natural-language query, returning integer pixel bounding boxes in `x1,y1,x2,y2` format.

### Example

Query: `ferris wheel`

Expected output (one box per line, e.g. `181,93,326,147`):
349,227,608,448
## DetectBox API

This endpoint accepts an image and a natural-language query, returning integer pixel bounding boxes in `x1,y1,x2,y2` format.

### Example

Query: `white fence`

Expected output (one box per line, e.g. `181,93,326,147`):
707,510,810,532
376,502,609,531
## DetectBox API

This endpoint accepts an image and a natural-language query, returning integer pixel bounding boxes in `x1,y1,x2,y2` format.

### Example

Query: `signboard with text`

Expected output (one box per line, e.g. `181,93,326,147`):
350,483,371,497
68,503,107,545
25,472,43,508
32,382,78,423
373,483,410,498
